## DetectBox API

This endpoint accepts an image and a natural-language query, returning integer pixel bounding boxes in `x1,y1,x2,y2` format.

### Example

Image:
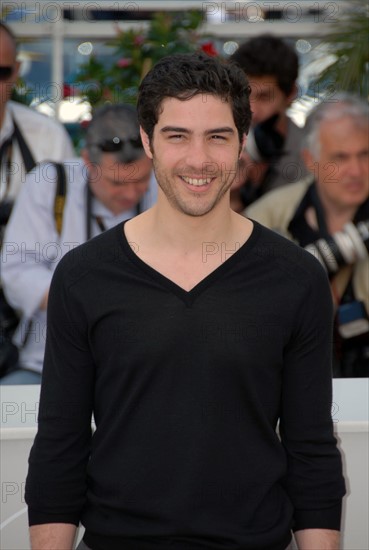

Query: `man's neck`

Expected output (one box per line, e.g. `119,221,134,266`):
274,112,289,138
320,199,358,234
124,199,253,292
146,198,245,254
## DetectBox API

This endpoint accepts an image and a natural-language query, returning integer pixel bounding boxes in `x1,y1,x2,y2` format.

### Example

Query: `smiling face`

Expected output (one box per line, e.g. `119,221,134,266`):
140,94,244,217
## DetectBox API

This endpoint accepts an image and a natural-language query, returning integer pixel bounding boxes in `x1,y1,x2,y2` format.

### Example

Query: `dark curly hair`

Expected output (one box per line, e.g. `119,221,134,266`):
137,53,252,144
230,34,298,96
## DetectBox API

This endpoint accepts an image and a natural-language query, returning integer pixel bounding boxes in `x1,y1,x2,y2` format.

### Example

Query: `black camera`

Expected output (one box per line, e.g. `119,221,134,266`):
305,220,369,275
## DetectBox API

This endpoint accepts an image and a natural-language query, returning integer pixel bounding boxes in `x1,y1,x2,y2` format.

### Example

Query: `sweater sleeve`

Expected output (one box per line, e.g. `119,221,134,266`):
279,261,346,532
25,253,95,526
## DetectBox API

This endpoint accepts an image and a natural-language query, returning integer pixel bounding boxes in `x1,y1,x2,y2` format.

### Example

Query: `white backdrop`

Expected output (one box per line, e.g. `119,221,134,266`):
1,379,368,550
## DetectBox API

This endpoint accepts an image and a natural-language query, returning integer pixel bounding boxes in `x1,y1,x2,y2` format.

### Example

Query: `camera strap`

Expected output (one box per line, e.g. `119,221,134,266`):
0,118,36,203
52,166,144,241
330,265,354,308
0,137,13,202
53,163,67,236
12,118,36,173
86,183,142,240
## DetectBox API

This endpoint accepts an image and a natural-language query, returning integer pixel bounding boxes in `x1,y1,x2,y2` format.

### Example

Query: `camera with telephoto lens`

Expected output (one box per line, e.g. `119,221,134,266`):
304,220,369,275
305,220,369,341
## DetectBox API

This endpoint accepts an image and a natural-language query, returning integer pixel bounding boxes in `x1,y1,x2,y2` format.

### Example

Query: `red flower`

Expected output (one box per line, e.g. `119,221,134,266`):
63,84,78,99
102,88,113,100
134,35,145,46
200,42,218,57
117,58,132,68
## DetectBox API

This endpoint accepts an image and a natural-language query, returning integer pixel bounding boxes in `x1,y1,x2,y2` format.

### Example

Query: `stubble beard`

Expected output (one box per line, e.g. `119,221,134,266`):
153,160,235,218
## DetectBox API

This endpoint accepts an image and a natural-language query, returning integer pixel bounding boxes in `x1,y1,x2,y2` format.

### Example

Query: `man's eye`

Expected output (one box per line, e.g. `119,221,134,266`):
211,135,226,141
168,134,184,141
333,154,347,162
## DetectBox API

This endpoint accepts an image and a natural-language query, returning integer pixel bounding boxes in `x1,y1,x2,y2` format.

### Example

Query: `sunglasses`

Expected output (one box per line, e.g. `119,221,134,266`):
0,66,14,81
93,136,143,153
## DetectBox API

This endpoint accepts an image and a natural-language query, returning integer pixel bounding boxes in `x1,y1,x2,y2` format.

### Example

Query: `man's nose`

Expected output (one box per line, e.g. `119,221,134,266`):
121,182,142,202
347,156,367,178
186,139,215,172
250,102,266,126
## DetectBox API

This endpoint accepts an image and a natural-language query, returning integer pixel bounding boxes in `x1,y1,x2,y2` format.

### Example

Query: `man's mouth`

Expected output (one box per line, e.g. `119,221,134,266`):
181,176,213,187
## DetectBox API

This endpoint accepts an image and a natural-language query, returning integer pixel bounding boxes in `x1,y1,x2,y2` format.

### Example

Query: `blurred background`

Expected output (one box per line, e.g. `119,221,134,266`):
2,0,368,152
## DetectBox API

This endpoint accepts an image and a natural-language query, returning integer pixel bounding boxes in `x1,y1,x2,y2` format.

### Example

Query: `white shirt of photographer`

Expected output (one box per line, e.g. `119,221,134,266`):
0,101,75,201
1,158,157,373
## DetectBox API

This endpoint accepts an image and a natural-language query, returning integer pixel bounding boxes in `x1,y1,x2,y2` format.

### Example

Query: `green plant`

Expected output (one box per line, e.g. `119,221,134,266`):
76,11,217,109
312,0,369,98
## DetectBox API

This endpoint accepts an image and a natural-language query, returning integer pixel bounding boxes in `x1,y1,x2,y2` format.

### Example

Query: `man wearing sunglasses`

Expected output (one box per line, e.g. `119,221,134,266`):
0,104,156,384
0,21,74,380
0,21,74,217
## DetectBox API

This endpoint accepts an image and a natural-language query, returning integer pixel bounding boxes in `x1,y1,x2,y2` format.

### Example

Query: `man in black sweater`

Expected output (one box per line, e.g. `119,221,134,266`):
26,53,345,550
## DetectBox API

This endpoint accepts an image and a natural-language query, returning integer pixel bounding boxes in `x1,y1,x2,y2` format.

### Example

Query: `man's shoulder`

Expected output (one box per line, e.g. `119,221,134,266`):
24,157,84,198
261,177,311,204
285,116,305,145
53,225,124,288
9,101,69,135
252,221,328,287
246,177,313,223
287,116,303,134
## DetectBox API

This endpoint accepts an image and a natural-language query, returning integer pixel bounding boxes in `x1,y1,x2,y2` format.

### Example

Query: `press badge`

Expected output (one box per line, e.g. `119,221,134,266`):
337,300,369,339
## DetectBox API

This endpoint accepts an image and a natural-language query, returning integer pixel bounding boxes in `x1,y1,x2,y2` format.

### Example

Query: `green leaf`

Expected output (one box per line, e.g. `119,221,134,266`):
74,10,204,108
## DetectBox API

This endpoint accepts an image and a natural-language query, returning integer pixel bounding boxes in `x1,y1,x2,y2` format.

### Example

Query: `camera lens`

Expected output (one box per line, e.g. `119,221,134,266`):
305,220,369,274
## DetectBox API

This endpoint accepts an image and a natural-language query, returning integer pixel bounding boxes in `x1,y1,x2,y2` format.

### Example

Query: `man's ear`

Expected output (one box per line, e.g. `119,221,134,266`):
301,148,317,175
239,133,247,158
81,148,101,182
81,148,91,167
285,83,298,107
140,127,153,160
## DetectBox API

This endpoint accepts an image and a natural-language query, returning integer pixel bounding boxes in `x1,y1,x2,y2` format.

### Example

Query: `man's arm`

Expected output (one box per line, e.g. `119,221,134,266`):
30,523,76,550
294,528,340,550
279,258,346,537
26,251,95,538
39,289,49,311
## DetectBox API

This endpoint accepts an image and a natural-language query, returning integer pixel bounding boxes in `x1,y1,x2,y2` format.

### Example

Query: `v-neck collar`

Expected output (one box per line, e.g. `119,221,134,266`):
116,220,262,307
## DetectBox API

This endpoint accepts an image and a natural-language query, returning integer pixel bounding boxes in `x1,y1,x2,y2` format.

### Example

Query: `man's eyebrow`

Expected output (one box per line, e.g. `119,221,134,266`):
160,126,191,134
205,127,235,135
159,126,235,135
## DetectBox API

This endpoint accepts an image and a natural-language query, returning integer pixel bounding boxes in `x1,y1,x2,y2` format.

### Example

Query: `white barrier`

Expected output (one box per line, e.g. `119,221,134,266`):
1,379,368,549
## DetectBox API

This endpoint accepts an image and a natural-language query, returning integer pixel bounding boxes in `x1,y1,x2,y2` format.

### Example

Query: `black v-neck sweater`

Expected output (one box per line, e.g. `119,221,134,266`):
26,221,345,550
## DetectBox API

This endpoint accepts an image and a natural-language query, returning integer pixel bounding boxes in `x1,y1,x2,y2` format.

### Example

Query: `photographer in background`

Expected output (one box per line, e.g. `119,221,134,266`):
0,21,74,222
0,104,156,384
230,34,309,211
245,94,369,377
0,21,74,375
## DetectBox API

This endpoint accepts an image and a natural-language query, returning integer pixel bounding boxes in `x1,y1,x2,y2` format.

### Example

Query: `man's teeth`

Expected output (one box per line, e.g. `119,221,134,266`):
182,176,212,186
